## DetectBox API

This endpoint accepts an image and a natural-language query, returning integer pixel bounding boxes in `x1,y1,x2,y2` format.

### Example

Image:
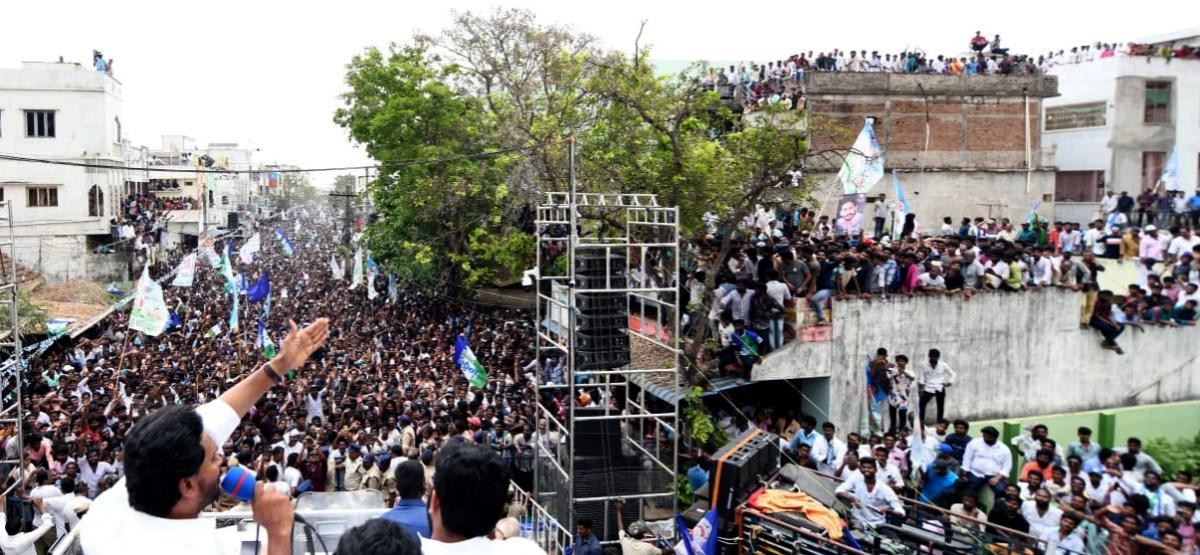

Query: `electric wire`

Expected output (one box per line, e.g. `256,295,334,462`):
0,142,549,175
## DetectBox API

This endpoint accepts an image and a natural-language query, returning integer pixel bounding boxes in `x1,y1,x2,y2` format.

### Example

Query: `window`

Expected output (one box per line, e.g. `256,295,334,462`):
1055,171,1104,202
27,187,58,207
1044,102,1106,131
88,185,104,217
1142,152,1166,190
24,110,56,137
1144,81,1171,123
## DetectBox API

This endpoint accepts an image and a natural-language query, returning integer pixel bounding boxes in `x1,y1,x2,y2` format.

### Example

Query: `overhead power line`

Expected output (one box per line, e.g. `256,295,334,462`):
0,143,545,175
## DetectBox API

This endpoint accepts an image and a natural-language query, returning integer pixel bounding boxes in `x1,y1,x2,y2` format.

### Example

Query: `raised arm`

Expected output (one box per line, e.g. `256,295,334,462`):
219,319,328,418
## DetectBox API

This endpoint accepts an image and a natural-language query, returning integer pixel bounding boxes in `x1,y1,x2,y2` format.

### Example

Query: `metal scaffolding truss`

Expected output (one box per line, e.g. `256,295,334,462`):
0,200,25,497
533,178,681,546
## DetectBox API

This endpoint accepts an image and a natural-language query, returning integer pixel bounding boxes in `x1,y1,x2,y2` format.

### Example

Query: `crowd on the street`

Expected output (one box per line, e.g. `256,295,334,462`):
1,211,571,553
684,190,1200,376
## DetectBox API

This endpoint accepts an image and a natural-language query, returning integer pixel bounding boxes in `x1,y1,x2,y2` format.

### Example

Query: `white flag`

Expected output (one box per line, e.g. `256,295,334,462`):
171,254,197,287
350,248,364,290
238,233,261,265
331,255,344,280
130,267,170,336
838,118,885,194
366,269,378,300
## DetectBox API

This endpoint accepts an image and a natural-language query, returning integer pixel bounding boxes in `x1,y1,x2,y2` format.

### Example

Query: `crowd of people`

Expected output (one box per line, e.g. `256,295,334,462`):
698,30,1197,113
690,374,1199,554
684,191,1200,376
1,210,584,553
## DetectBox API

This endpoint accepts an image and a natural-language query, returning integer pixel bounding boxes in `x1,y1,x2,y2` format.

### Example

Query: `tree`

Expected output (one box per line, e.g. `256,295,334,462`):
418,8,599,192
334,45,532,289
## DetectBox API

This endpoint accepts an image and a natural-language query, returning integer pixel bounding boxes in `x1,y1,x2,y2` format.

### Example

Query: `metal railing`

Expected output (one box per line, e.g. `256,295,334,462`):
510,481,573,555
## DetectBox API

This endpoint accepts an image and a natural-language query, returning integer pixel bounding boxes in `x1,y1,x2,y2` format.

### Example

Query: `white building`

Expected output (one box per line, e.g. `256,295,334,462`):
1043,29,1200,224
0,61,128,282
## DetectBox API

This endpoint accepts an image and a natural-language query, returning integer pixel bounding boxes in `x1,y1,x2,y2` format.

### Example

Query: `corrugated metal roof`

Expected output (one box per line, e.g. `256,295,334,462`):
627,372,752,405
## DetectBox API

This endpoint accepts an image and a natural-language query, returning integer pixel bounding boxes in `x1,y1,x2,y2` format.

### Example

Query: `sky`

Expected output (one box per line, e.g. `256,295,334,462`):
2,1,1192,188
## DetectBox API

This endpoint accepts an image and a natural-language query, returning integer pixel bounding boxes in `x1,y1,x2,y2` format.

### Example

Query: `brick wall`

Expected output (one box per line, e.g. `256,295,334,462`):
809,96,1042,170
803,74,1057,171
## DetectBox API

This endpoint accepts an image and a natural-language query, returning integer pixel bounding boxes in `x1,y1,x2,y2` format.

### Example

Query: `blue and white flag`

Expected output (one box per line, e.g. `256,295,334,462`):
274,228,294,257
1025,201,1042,225
892,171,910,240
229,288,240,333
130,267,170,336
255,319,276,360
839,118,885,194
350,247,364,290
1160,150,1181,192
674,509,718,555
366,256,378,300
171,253,196,288
238,233,261,265
387,273,398,304
453,335,488,389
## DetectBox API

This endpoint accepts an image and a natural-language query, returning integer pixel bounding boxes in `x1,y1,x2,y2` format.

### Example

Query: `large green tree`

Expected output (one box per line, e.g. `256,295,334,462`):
335,10,829,328
334,45,532,289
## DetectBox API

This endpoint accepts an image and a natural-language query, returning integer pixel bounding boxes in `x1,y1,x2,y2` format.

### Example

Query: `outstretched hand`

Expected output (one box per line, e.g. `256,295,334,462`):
272,318,330,373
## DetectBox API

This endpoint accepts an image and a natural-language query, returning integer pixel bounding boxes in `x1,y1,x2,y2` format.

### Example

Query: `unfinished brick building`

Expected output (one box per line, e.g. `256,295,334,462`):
803,72,1059,227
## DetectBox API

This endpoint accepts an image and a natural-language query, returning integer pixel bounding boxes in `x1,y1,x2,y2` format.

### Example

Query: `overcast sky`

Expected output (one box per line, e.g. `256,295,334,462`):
2,1,1191,187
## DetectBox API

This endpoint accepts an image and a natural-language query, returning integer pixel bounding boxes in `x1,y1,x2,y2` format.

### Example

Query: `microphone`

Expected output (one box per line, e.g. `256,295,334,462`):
221,465,257,502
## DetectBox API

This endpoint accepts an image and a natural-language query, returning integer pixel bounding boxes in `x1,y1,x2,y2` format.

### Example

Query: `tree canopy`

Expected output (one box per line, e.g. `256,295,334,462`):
334,8,820,292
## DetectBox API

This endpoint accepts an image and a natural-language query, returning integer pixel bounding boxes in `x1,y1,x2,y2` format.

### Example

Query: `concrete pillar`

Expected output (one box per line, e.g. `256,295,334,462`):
1098,412,1117,449
1002,421,1022,483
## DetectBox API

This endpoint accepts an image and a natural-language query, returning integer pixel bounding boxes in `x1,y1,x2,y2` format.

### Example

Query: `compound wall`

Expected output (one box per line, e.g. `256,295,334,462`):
754,289,1200,433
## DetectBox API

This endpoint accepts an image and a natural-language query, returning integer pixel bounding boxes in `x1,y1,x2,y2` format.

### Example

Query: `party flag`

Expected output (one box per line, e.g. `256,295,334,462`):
453,335,488,389
130,267,169,336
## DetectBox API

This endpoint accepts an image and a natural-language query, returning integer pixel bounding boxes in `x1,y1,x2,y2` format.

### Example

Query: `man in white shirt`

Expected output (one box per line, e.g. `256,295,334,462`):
78,448,116,498
1039,513,1085,554
28,470,62,552
1021,489,1063,538
78,318,329,555
1084,221,1108,257
0,502,54,555
917,266,946,291
1100,191,1118,214
811,422,847,474
835,458,905,528
1031,248,1055,287
914,349,955,424
963,426,1012,496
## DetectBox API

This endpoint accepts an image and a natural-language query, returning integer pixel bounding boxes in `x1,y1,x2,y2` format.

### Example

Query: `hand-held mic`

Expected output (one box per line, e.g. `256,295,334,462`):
221,465,257,502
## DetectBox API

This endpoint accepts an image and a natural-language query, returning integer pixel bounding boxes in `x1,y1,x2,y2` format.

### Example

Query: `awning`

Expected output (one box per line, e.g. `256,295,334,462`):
626,372,752,405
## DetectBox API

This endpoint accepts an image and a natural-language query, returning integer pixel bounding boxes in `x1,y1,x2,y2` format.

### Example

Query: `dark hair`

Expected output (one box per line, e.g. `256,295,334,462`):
1077,426,1092,435
953,419,969,429
433,442,510,539
124,405,206,517
928,348,941,357
287,452,299,468
59,476,75,496
265,465,279,482
578,517,594,529
395,459,425,500
980,426,999,437
859,457,877,469
334,518,420,555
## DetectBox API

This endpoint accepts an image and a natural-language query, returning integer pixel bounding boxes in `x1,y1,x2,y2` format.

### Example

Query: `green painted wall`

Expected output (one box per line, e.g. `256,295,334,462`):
972,401,1200,450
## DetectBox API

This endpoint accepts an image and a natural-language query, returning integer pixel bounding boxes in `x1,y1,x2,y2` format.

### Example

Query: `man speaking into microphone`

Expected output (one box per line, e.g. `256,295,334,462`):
77,318,330,555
